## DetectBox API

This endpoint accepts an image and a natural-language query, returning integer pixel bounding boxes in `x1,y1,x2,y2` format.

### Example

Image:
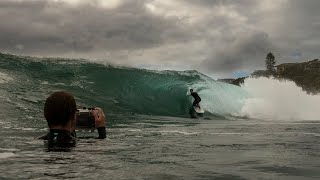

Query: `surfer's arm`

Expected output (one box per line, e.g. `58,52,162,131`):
92,107,107,139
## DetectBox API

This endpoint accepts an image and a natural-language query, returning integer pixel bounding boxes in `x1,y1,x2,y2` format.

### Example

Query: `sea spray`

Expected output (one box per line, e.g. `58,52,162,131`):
239,77,320,120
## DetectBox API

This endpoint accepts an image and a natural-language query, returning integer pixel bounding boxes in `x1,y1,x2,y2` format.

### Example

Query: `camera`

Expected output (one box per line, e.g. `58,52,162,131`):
75,107,95,129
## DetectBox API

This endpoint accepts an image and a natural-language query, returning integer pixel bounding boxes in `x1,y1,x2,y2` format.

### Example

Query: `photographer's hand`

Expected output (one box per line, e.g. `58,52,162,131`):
92,107,107,139
92,107,106,128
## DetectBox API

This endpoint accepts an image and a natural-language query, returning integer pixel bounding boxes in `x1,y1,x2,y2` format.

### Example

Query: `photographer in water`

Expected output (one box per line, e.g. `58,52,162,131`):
39,91,106,147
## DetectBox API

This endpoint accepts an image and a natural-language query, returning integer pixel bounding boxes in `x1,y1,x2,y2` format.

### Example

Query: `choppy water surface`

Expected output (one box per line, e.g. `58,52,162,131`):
1,117,319,180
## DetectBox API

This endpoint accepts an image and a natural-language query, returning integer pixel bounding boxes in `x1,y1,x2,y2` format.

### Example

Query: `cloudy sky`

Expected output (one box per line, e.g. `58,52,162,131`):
0,0,319,78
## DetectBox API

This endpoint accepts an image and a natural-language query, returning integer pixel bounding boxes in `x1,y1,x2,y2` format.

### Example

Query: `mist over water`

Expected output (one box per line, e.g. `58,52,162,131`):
239,77,320,120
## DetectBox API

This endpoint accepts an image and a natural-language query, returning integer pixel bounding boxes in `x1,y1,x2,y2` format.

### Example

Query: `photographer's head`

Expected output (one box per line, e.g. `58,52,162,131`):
44,91,77,131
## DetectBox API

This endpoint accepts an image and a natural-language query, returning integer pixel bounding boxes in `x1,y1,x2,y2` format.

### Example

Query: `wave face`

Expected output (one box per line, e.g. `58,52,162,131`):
0,53,248,121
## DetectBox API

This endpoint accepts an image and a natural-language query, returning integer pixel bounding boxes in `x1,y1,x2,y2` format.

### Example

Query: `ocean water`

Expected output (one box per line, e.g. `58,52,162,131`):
0,53,319,179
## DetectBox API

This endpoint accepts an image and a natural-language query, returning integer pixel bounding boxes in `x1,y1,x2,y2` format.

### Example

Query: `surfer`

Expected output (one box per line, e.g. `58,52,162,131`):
190,89,201,108
39,91,106,150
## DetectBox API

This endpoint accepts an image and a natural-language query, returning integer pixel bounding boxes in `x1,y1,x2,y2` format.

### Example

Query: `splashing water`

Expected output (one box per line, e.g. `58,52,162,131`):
238,77,320,120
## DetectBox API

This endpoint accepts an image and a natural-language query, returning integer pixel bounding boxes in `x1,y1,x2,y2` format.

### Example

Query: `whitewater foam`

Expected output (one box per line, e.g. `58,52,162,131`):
0,152,15,159
0,72,13,83
159,130,199,135
239,77,320,121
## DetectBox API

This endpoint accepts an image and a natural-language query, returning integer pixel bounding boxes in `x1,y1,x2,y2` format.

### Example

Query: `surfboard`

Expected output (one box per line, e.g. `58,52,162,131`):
193,106,204,114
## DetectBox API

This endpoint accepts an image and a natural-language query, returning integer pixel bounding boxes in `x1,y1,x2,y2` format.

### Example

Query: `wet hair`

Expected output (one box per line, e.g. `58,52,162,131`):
44,91,77,127
190,89,193,92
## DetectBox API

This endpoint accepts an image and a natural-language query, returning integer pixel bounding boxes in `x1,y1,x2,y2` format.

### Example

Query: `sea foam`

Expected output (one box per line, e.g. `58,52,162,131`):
239,77,320,120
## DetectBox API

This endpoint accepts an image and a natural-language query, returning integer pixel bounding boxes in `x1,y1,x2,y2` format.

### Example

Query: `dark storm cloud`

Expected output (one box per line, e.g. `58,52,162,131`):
182,0,256,7
199,32,275,74
191,0,320,76
0,0,319,77
0,0,190,54
270,0,320,60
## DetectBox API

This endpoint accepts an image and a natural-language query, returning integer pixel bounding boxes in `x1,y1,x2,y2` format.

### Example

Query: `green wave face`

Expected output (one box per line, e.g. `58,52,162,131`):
0,53,248,123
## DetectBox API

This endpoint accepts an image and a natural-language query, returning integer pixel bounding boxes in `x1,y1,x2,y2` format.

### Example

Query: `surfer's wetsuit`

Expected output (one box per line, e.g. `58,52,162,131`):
191,92,201,107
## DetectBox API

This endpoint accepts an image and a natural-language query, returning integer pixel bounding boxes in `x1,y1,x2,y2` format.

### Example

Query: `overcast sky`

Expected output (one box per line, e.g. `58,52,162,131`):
1,0,319,78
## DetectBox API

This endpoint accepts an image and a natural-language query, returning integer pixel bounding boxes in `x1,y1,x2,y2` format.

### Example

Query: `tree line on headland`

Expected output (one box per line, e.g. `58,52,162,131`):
220,52,320,94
